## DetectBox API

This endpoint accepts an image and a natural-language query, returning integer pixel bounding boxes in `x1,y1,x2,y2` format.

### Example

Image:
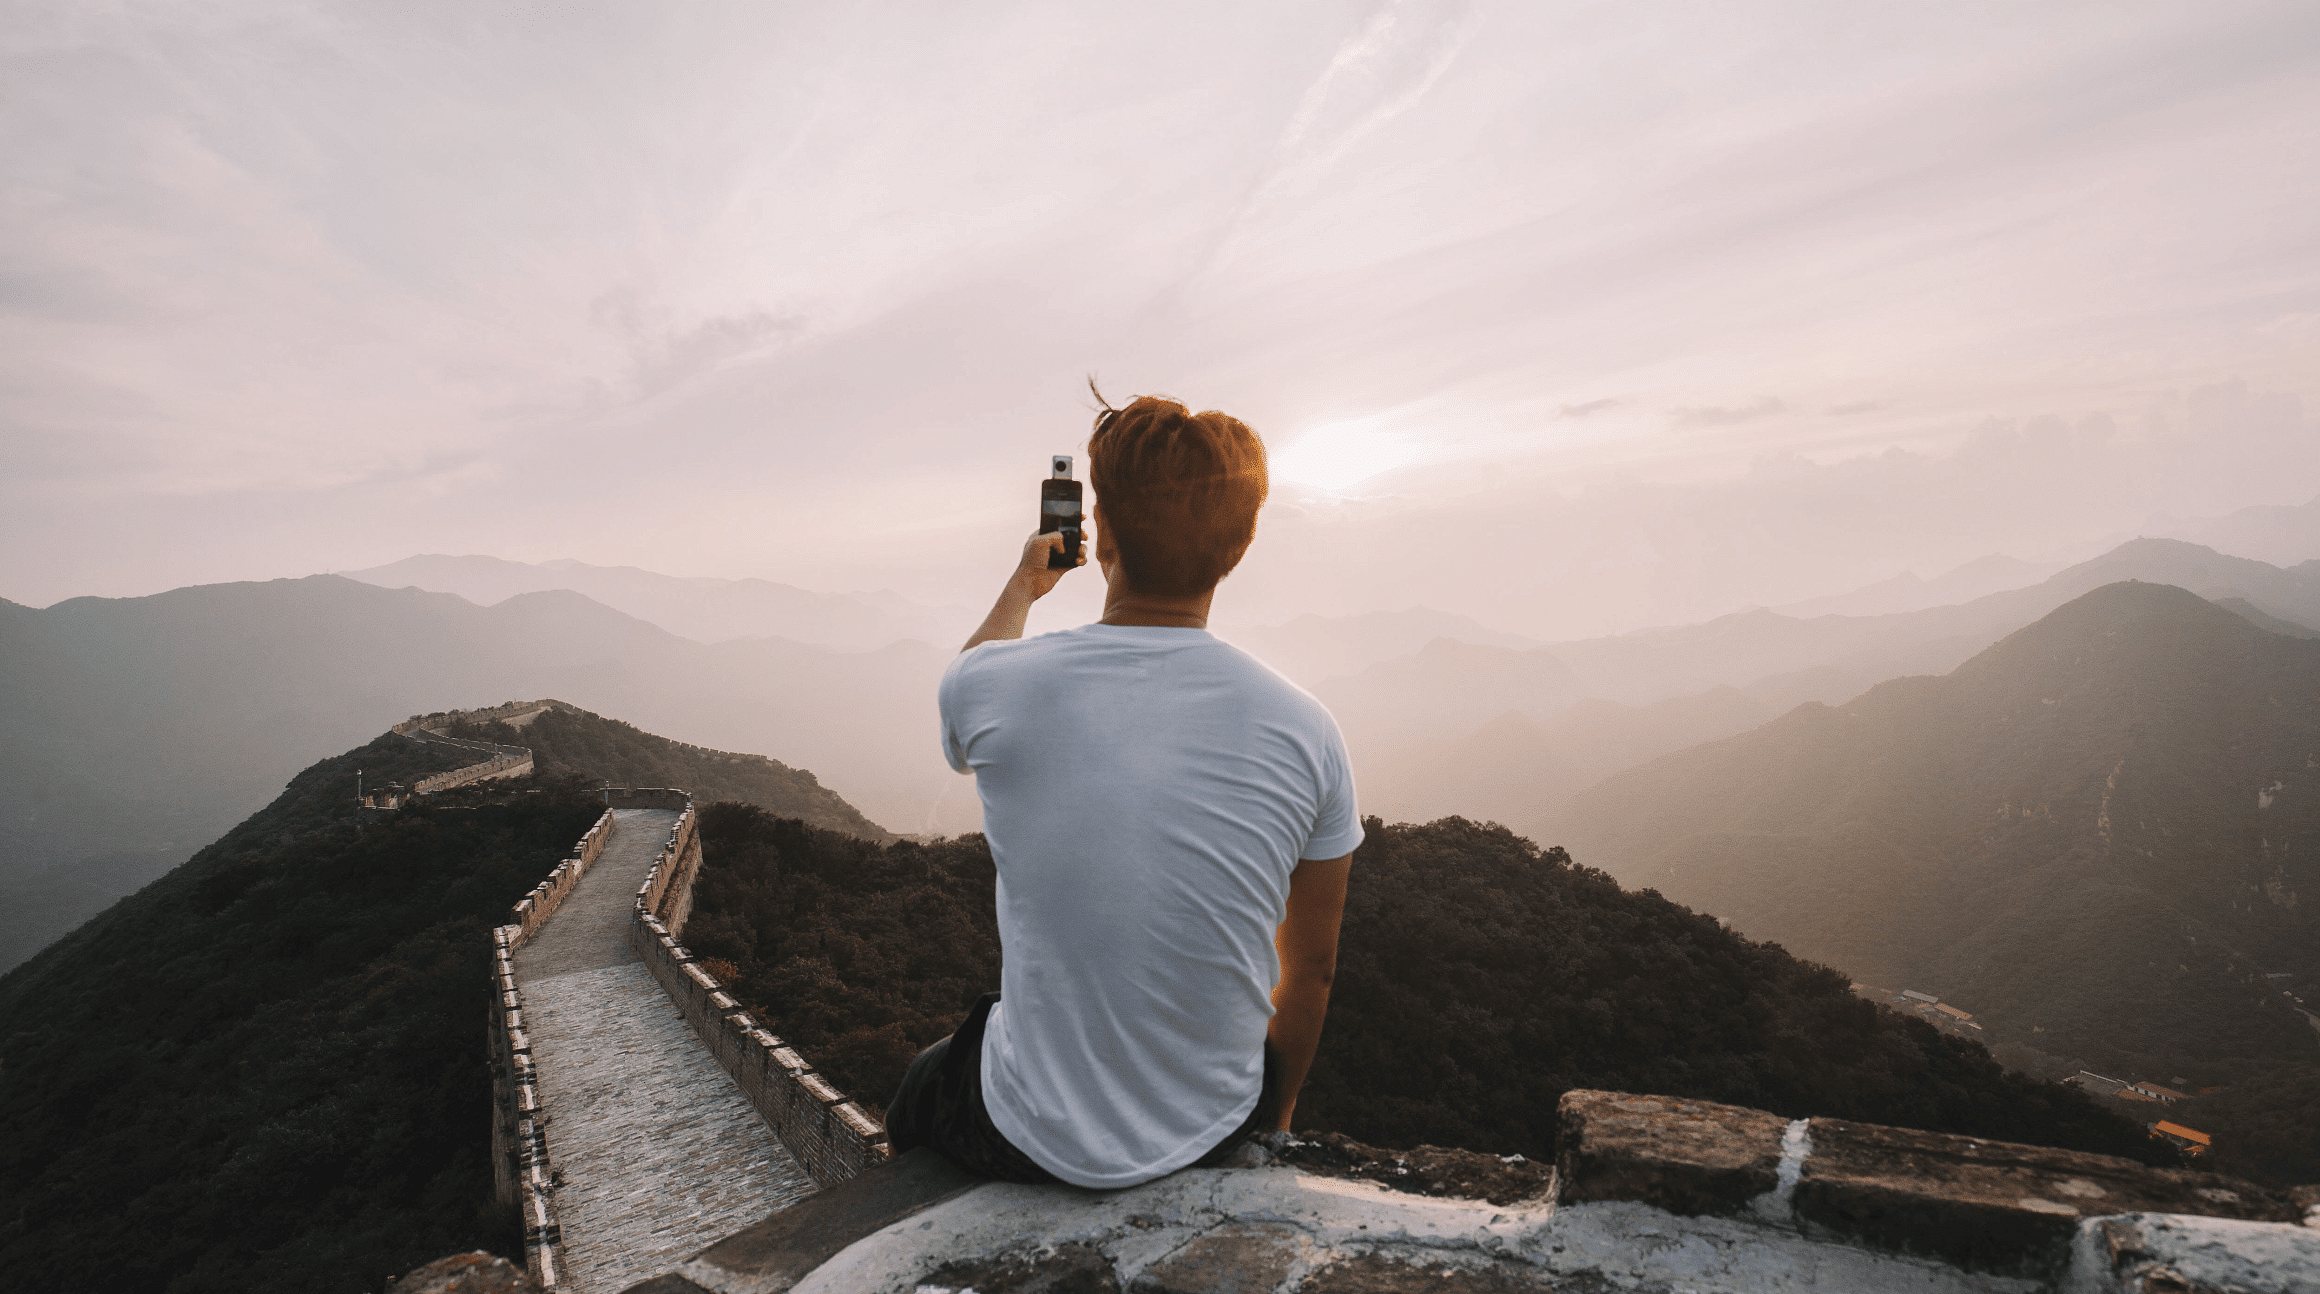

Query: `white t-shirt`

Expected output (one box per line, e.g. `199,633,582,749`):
938,623,1364,1189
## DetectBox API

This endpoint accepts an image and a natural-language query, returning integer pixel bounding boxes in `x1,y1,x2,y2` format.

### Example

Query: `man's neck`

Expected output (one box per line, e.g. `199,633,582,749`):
1099,578,1213,629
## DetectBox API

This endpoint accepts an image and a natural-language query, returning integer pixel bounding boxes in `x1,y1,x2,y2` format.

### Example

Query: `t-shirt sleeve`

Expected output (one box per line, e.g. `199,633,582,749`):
937,650,976,774
1300,715,1364,860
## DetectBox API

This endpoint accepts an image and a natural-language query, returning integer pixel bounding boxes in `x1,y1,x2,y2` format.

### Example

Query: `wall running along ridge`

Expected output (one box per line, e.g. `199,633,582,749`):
487,806,615,1291
482,782,886,1290
625,798,893,1188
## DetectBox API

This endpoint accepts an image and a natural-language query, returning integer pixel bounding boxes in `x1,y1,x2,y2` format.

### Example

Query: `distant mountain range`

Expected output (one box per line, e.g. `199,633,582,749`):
340,554,970,650
1769,553,2065,619
1327,538,2320,832
1549,581,2320,1086
2160,491,2320,569
8,536,2315,973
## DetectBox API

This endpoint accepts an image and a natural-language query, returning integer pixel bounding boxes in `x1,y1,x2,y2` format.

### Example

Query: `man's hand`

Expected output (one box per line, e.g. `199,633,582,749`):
961,529,1088,652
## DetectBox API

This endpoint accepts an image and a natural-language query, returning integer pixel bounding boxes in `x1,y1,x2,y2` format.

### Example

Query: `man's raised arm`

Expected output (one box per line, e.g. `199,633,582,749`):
962,530,1084,652
1269,852,1352,1131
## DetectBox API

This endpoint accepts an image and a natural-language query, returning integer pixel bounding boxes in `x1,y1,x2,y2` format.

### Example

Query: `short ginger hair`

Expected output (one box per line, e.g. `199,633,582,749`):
1088,393,1269,598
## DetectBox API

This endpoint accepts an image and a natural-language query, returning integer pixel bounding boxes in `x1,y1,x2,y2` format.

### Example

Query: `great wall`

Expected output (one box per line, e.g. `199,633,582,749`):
397,716,2320,1294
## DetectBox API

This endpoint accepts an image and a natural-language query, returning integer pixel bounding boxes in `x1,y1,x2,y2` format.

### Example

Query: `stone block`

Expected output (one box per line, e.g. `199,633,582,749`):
1555,1089,1789,1216
832,1100,884,1142
798,1071,845,1106
1794,1117,2299,1278
2073,1212,2320,1293
1129,1225,1302,1294
770,1046,809,1073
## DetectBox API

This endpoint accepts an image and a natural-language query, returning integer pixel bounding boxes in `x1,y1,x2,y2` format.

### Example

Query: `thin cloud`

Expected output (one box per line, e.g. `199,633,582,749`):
1558,398,1623,419
1828,401,1886,416
1670,398,1787,429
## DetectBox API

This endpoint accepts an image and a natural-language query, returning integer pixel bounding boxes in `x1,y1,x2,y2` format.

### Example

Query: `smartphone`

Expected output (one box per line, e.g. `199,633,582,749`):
1040,455,1082,570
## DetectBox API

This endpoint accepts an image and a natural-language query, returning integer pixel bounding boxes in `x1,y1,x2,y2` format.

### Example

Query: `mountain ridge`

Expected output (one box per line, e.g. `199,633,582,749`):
1548,581,2320,1091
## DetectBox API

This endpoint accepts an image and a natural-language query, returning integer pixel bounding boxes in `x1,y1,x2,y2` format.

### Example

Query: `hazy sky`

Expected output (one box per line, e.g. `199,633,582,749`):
6,1,2317,638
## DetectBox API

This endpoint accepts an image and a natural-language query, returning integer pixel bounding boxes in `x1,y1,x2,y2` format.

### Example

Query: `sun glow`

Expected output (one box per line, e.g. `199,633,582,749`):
1270,420,1421,492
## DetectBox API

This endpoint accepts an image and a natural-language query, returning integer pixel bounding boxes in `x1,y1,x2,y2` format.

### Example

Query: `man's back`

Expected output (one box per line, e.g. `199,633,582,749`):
940,623,1362,1187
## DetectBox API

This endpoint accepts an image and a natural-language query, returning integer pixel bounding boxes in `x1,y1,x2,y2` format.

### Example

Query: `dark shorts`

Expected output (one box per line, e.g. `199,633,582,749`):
883,992,1279,1185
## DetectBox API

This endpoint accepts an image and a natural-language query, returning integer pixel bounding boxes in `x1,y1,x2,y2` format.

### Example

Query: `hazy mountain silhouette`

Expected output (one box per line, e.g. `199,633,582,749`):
1550,582,2320,1084
2162,490,2320,569
1222,607,1539,684
1353,688,1775,830
1771,553,2063,619
340,553,967,649
1545,537,2320,706
0,576,928,969
1315,539,2320,833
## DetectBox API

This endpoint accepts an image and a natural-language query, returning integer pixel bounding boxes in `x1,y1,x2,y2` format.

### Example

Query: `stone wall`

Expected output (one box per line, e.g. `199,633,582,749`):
396,722,535,795
486,806,615,1291
630,1090,2320,1294
625,804,892,1190
415,750,533,794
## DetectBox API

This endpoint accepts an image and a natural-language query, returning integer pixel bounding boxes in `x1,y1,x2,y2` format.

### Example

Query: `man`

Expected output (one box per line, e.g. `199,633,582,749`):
885,393,1362,1189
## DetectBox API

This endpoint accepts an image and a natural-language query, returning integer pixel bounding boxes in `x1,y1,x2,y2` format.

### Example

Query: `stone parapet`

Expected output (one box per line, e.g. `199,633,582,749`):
415,751,533,794
487,924,569,1290
1555,1090,2311,1284
610,1099,2320,1294
483,805,620,1289
624,807,891,1190
505,810,614,947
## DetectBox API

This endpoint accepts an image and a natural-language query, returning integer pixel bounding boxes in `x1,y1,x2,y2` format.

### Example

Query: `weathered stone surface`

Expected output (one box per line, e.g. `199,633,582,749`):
2293,1184,2320,1227
919,1242,1122,1293
1795,1117,2298,1278
1270,1133,1551,1207
1555,1090,1789,1216
388,1251,540,1293
2069,1212,2320,1293
517,809,814,1293
1128,1225,1303,1294
782,1164,2027,1294
653,1147,982,1293
1296,1253,1591,1292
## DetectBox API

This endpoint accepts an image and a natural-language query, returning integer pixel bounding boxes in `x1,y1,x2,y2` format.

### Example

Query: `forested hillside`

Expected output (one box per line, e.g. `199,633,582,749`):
426,700,892,840
0,734,604,1293
682,805,2162,1170
1554,582,2320,1104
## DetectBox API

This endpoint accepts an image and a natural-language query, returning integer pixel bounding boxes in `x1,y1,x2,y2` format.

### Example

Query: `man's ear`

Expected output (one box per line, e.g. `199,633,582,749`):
1090,502,1118,565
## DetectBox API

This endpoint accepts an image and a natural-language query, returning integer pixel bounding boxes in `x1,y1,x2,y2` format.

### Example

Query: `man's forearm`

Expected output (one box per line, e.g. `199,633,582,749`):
1267,973,1332,1131
961,572,1041,652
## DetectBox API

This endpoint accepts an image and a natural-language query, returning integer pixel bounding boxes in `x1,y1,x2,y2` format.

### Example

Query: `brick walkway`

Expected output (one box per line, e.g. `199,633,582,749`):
514,808,814,1294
